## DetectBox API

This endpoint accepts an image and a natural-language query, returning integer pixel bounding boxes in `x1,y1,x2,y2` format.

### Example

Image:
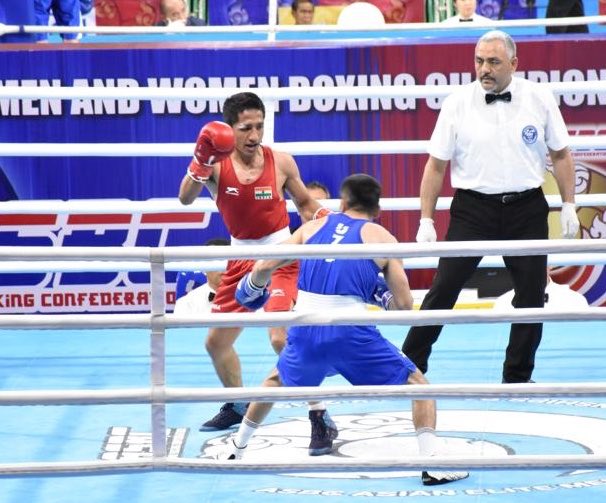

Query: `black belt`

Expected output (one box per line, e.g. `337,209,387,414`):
460,188,540,204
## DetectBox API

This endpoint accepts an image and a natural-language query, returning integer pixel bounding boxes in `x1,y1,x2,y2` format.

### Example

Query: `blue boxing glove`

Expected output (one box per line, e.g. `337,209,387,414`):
370,276,394,311
235,273,270,310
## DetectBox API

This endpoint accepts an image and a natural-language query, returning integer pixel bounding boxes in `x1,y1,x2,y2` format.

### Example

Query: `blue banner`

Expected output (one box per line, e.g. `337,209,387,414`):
2,37,605,311
477,0,536,20
208,0,269,25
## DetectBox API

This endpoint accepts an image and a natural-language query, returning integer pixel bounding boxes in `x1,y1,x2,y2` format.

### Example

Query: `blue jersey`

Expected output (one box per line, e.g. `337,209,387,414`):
278,212,417,387
298,213,380,302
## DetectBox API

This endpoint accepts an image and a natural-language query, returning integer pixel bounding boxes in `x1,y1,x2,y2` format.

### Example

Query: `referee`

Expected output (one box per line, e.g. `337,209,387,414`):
402,30,579,384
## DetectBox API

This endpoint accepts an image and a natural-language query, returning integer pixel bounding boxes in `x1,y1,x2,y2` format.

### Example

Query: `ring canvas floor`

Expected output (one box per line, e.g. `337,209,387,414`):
1,319,605,503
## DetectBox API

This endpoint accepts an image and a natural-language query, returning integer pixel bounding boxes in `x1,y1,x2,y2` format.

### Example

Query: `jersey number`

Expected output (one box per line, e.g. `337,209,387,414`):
325,223,349,263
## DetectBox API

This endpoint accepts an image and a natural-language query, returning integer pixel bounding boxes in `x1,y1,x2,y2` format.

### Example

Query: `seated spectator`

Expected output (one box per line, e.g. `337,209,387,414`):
337,2,385,26
441,0,492,24
304,180,330,202
291,0,315,25
493,267,589,311
80,0,95,27
174,238,229,315
545,0,588,34
290,181,331,233
156,0,205,27
34,0,81,43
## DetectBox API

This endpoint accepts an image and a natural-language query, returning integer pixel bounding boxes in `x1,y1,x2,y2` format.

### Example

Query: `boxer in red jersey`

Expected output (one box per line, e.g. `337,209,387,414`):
178,93,335,453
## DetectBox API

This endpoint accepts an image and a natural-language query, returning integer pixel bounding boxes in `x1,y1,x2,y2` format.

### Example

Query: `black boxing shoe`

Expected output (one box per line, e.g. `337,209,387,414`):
422,470,469,486
199,403,247,432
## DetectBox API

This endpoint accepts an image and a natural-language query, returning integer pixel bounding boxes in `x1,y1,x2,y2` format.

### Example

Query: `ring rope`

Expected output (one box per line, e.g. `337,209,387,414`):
4,252,606,274
1,193,605,214
0,15,603,37
0,307,603,330
2,453,605,478
1,382,605,407
2,136,605,157
1,239,605,262
1,239,603,276
1,81,604,101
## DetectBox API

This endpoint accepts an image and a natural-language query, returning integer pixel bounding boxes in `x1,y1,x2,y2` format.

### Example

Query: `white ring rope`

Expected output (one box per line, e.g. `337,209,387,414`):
1,240,605,272
3,253,606,274
1,193,604,214
2,454,605,477
1,239,605,262
0,15,603,37
2,382,606,407
2,80,605,101
2,136,605,157
0,307,603,330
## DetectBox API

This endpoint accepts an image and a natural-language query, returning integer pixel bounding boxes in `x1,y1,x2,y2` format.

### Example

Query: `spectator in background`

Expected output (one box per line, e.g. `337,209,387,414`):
290,181,331,233
493,267,589,311
291,0,315,25
304,180,330,205
545,0,588,34
174,238,230,315
442,0,492,23
156,0,205,27
34,0,81,43
80,0,95,27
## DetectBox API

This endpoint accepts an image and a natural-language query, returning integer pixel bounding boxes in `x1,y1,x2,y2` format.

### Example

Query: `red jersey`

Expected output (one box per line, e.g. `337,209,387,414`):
216,145,290,240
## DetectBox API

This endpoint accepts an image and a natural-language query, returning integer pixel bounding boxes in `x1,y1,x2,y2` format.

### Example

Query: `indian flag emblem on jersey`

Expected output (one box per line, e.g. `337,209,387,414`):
254,186,273,200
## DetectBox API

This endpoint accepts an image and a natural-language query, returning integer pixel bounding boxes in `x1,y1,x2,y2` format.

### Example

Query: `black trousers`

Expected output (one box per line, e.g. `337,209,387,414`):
402,188,549,383
545,0,588,33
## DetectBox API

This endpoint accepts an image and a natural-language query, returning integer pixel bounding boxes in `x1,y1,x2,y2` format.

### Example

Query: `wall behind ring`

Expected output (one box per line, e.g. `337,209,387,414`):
1,35,605,313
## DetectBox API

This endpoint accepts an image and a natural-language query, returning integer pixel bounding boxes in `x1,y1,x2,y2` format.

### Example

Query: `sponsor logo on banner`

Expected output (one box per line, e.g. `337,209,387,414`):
254,186,273,200
0,206,211,314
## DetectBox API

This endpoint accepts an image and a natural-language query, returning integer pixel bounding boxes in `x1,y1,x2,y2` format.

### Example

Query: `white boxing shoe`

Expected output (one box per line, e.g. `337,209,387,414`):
216,438,247,460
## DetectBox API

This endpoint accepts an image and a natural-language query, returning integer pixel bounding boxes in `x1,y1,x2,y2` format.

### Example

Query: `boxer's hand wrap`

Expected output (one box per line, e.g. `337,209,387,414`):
187,157,214,183
312,207,332,220
370,276,395,311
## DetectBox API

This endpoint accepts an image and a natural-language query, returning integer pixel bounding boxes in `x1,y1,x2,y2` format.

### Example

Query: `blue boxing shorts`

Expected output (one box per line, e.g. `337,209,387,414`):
277,324,418,387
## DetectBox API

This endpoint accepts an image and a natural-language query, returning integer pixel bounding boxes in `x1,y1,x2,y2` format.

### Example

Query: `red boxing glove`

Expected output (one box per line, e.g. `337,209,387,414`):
312,207,332,220
187,157,213,184
187,121,235,183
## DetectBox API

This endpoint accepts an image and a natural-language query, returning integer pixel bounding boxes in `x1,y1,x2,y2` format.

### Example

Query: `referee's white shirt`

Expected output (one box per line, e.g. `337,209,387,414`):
429,76,570,194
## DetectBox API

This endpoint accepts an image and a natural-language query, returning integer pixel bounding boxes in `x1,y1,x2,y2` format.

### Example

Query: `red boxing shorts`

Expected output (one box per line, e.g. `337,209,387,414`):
211,259,299,313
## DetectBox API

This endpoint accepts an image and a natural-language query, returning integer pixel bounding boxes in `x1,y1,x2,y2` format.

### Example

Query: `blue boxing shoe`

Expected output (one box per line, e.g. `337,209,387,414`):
308,410,339,456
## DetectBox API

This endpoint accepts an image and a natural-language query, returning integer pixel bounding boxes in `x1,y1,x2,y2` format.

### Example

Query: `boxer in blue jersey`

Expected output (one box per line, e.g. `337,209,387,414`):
228,174,468,486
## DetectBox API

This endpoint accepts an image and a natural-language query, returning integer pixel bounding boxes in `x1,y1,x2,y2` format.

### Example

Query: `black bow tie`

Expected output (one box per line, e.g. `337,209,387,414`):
459,18,473,22
208,291,215,302
485,91,512,104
